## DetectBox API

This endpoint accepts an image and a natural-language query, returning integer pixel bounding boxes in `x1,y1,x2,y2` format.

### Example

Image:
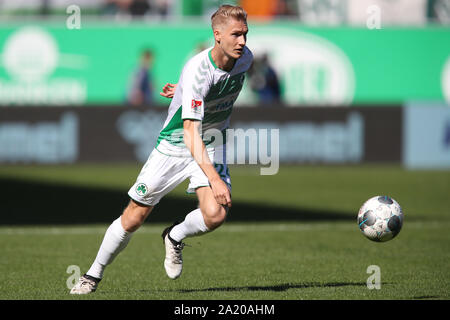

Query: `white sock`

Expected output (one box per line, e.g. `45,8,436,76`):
86,216,133,279
169,208,209,242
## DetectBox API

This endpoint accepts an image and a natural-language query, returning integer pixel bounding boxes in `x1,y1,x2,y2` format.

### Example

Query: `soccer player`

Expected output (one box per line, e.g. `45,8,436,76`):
70,4,253,294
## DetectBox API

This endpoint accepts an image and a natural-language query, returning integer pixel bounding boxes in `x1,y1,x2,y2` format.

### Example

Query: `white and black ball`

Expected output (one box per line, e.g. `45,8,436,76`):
357,196,404,242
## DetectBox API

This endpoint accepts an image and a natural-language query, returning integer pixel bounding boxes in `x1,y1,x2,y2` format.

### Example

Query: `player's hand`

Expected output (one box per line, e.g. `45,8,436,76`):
159,83,177,99
210,177,232,208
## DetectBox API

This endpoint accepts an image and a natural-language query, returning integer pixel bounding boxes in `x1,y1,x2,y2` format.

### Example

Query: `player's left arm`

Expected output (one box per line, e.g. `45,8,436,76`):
183,119,232,208
178,58,230,206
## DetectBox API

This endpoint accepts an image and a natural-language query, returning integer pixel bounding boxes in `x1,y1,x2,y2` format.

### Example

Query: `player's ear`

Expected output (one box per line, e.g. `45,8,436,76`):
213,29,221,44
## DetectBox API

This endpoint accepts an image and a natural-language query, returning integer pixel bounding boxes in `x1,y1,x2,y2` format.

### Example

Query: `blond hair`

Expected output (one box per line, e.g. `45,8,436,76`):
211,5,247,30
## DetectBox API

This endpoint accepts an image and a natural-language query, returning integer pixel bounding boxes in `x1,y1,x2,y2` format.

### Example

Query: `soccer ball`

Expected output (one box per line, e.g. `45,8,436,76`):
357,196,404,242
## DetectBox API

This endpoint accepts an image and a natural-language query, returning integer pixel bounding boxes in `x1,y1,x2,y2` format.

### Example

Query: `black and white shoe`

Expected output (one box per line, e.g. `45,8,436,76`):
161,224,185,279
70,274,100,295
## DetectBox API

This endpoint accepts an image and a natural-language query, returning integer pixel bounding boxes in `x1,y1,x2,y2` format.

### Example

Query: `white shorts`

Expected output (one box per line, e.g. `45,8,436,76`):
128,147,231,206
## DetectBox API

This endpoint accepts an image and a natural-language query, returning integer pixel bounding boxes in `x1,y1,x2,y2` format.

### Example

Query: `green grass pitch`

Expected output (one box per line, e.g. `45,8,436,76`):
0,164,449,300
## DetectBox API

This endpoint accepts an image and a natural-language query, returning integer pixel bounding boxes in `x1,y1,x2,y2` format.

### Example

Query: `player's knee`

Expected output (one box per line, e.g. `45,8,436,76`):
122,200,152,232
122,215,142,232
203,205,227,230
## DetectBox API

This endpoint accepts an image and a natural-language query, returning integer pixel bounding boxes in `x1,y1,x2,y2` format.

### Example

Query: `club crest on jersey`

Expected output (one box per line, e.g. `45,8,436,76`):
191,99,202,114
136,183,148,196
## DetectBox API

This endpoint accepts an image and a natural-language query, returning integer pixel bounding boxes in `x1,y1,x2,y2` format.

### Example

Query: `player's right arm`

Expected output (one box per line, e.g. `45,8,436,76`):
160,83,177,98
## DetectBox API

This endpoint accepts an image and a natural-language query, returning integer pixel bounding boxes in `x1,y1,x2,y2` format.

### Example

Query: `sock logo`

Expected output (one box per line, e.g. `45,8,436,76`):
136,183,148,196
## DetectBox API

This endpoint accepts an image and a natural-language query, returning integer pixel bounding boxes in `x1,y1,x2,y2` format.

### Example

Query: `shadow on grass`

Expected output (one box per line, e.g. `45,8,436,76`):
170,282,367,293
0,177,353,225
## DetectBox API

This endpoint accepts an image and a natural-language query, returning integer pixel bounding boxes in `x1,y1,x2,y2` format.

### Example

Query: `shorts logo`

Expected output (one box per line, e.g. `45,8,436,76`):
191,99,202,114
136,183,148,196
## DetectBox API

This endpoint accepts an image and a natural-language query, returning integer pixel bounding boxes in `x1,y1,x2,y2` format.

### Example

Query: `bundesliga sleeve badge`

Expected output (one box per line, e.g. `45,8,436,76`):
191,99,202,114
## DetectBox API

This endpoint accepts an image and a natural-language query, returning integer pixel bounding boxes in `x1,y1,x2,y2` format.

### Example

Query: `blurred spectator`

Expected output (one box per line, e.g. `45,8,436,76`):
248,53,281,106
40,0,50,16
153,0,171,17
128,0,150,16
239,0,279,20
275,0,298,16
239,0,298,18
101,0,172,18
127,49,155,106
101,0,125,15
428,0,450,24
101,0,149,17
297,0,347,25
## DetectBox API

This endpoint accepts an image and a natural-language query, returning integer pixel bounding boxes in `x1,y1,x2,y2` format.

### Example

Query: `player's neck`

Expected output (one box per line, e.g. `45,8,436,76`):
210,46,236,72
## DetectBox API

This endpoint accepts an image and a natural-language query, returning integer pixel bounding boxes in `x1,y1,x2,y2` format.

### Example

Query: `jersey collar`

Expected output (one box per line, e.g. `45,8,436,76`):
208,49,240,73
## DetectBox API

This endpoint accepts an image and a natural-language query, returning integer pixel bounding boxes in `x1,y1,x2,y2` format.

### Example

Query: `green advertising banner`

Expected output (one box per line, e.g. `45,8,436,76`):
0,21,449,106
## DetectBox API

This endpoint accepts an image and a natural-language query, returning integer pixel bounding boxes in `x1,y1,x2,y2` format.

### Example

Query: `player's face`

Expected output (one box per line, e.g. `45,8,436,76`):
218,18,248,59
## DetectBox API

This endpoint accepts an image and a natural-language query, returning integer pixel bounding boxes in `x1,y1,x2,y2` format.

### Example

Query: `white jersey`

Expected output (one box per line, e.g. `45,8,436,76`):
155,46,253,157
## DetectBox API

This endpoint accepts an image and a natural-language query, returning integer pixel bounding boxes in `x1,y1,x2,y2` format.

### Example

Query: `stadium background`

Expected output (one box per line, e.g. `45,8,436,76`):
0,0,449,300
